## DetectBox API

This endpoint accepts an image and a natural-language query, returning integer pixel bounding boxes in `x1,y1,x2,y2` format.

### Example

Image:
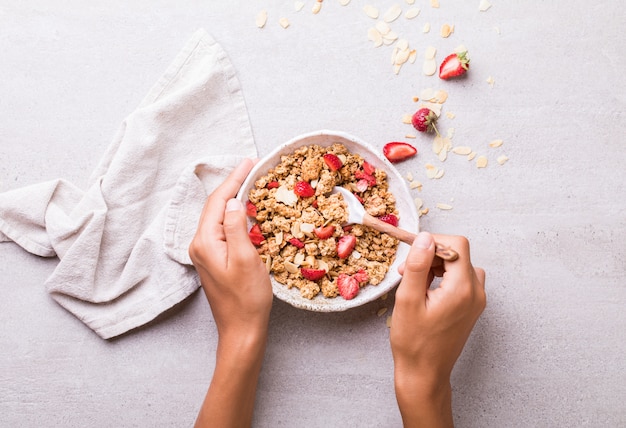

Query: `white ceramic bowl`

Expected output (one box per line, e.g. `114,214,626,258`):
236,130,419,312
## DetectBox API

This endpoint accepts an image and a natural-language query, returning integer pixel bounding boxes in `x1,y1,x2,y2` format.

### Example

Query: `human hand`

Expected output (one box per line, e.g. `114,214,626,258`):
189,159,273,428
390,232,486,428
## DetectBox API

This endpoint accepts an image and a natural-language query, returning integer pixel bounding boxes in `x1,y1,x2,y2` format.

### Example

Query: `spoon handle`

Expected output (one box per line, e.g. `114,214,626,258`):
362,213,459,261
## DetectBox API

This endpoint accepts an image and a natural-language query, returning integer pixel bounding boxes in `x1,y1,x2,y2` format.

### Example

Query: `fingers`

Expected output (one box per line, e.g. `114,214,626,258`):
395,232,435,307
223,198,259,266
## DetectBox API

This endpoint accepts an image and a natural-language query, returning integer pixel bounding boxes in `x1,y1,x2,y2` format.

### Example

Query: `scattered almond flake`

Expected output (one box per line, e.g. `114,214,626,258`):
426,166,439,179
397,38,409,51
423,22,431,33
436,203,453,210
414,197,424,210
438,150,448,162
434,90,448,104
383,4,403,23
423,58,437,76
446,111,456,119
408,49,417,64
476,156,488,168
352,250,362,260
405,7,420,19
386,315,392,328
279,17,290,29
410,180,422,190
424,46,437,60
376,21,391,35
419,87,435,101
489,139,504,148
497,155,509,165
312,0,322,14
367,27,383,47
377,307,389,317
294,1,305,12
420,207,429,216
467,151,477,161
339,0,351,5
420,101,442,116
479,0,492,12
406,0,415,4
402,113,413,124
406,172,414,182
441,23,453,38
393,64,402,75
430,0,440,8
432,136,444,155
452,146,472,155
395,48,411,65
486,76,495,87
434,169,445,179
405,134,416,139
363,4,379,19
446,128,455,138
383,31,399,44
256,10,268,28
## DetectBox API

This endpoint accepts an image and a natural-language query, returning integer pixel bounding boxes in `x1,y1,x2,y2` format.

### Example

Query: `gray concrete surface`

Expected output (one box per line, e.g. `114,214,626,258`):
1,1,624,427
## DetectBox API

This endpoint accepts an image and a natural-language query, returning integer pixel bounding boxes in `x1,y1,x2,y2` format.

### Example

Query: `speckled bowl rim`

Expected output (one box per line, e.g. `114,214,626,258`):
236,130,419,312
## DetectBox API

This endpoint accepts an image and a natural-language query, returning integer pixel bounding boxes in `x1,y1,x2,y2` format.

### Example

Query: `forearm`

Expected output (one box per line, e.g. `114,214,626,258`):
195,331,268,428
394,368,454,428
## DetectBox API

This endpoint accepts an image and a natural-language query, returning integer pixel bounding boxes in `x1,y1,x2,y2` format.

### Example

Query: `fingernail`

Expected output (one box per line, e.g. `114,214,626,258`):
414,231,432,249
225,198,243,212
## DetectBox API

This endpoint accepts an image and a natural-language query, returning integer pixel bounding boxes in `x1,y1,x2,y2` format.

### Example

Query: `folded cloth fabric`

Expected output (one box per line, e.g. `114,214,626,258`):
0,29,257,339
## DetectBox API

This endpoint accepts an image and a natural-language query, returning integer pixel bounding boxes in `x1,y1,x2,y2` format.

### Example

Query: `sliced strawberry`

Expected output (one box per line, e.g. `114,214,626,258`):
362,161,376,176
248,224,265,246
352,193,364,204
288,238,305,249
355,179,369,193
439,50,470,80
337,273,360,300
337,235,356,259
246,200,257,217
355,170,376,186
314,225,335,239
383,142,418,163
323,153,343,171
301,268,327,281
353,269,369,284
378,214,399,227
294,181,315,198
266,181,279,189
342,225,353,233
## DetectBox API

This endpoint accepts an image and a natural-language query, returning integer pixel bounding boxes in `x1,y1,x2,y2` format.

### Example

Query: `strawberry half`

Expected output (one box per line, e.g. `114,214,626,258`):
301,268,327,281
411,108,439,134
293,181,315,198
378,214,398,227
314,225,335,239
323,153,343,171
246,200,257,217
439,50,470,80
337,235,356,259
337,273,360,300
248,224,265,246
383,142,418,163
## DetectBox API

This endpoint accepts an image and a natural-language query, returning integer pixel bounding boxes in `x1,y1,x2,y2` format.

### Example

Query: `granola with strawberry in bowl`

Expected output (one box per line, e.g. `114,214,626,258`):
236,131,419,312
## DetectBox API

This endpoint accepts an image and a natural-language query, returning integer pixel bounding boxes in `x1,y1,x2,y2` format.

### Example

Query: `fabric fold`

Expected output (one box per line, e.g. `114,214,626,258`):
0,29,257,339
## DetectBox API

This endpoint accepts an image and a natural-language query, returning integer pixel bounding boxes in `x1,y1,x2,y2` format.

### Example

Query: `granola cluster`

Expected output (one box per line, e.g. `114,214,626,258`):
247,143,399,300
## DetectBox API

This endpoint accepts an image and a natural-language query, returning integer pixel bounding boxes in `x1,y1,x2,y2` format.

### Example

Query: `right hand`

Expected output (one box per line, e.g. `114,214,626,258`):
390,232,486,427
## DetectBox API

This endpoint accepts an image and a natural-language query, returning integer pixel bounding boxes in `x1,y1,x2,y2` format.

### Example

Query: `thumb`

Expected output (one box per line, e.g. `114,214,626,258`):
223,198,256,259
396,232,435,301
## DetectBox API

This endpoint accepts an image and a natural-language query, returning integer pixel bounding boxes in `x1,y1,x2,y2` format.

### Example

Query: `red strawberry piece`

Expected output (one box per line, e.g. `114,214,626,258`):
439,50,470,80
288,238,305,249
248,224,265,246
353,269,369,284
353,193,364,204
411,108,440,134
301,268,327,281
314,225,335,239
323,153,343,171
246,200,257,217
337,273,360,300
337,235,356,259
355,179,370,193
378,214,399,227
294,181,315,198
342,225,353,233
383,142,418,163
266,181,279,189
355,170,376,186
312,200,319,209
362,161,376,176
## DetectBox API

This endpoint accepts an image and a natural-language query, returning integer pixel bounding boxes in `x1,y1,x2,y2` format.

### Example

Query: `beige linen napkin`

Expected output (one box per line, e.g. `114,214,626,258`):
0,29,256,339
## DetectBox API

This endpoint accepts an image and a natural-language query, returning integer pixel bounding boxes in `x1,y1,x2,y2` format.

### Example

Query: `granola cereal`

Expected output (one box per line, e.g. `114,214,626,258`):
246,143,400,300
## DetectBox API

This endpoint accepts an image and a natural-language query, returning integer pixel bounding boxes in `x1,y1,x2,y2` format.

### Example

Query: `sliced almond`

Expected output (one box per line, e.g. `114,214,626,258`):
256,10,268,28
414,197,423,210
285,260,299,274
436,203,453,210
479,0,492,12
489,139,504,148
497,155,509,165
420,87,436,101
294,1,305,12
317,259,329,272
367,27,383,47
265,255,272,273
410,180,422,190
405,7,420,19
441,23,453,38
476,156,488,168
294,252,305,266
467,151,477,161
438,150,448,162
434,90,448,103
352,250,362,260
423,22,431,33
402,113,413,124
452,146,472,155
424,46,437,59
408,49,417,64
423,58,437,76
432,136,444,154
291,221,301,238
430,0,439,8
406,172,414,182
434,169,445,179
420,207,429,216
339,0,351,5
279,17,290,29
486,76,495,87
395,48,410,65
383,31,399,43
383,4,402,23
312,0,322,14
275,231,284,246
363,5,379,19
405,134,416,139
375,21,391,35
